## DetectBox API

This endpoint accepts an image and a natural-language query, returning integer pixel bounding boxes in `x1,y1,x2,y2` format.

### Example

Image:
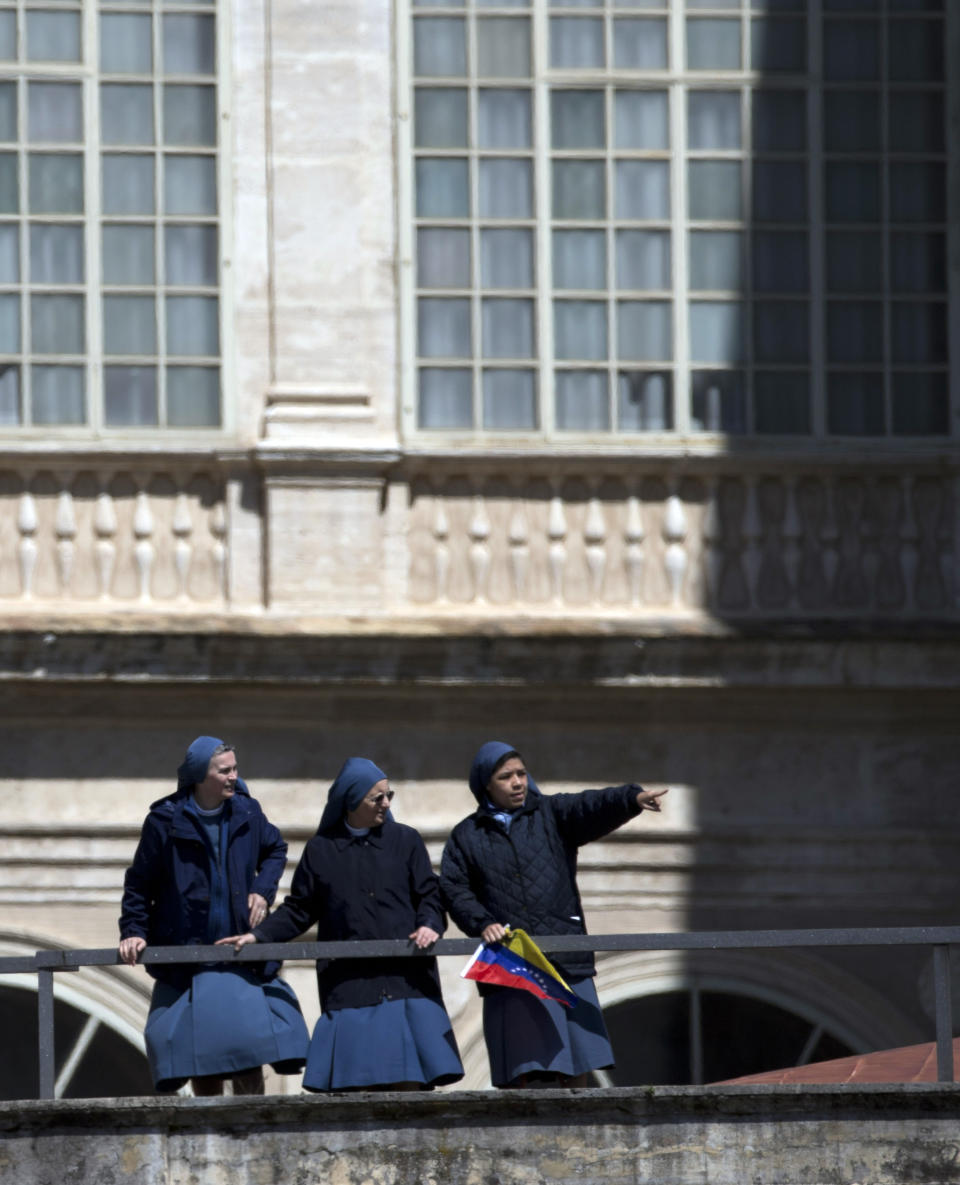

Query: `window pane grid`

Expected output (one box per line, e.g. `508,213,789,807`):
0,0,221,430
407,0,952,439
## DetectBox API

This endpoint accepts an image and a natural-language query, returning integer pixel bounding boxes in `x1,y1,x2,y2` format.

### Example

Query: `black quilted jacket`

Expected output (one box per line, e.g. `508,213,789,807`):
439,784,642,984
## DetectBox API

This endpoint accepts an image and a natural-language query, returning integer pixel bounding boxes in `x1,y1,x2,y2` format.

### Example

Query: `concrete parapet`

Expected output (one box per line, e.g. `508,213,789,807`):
1,1085,959,1185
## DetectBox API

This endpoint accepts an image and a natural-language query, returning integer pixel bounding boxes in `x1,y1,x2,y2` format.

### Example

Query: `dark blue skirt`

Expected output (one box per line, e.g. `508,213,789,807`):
482,976,613,1087
145,966,309,1092
303,995,464,1091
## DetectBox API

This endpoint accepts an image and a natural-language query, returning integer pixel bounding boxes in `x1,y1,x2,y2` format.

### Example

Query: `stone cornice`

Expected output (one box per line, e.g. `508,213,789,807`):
0,625,960,689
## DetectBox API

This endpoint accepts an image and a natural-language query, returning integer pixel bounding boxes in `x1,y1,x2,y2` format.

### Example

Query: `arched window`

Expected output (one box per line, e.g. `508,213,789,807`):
600,986,854,1086
0,981,152,1098
0,937,153,1099
591,948,923,1087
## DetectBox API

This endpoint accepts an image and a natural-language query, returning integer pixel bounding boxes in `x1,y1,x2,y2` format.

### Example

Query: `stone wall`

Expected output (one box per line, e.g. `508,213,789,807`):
2,1087,959,1185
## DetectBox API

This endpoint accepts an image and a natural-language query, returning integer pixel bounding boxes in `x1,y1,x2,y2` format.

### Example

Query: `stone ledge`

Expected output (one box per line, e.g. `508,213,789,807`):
0,626,960,690
3,1086,960,1185
2,1084,959,1134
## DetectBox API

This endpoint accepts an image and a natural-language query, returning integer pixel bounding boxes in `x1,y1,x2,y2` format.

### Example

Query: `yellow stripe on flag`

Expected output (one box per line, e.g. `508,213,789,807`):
502,927,574,994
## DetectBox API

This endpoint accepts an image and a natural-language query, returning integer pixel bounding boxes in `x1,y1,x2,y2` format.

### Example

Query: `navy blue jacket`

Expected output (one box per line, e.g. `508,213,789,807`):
119,788,287,987
440,784,641,984
253,819,445,1012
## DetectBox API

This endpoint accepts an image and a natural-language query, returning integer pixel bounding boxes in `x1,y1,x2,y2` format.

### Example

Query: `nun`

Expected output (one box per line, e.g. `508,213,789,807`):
219,757,464,1092
440,740,667,1088
118,735,309,1094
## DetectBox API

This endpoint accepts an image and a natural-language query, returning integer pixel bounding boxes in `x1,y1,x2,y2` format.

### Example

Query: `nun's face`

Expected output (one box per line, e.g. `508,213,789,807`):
194,750,238,810
487,757,528,811
346,779,393,829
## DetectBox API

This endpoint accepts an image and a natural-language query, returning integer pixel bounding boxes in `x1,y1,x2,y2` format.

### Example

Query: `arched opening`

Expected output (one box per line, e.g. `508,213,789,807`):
0,936,153,1099
0,978,152,1099
590,948,924,1087
600,986,853,1086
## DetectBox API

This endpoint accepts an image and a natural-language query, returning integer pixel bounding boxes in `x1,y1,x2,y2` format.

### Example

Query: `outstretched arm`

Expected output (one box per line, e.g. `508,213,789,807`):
551,783,669,846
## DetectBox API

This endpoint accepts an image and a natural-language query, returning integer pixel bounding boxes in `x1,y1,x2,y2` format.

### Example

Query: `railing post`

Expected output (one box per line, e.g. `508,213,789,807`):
933,944,954,1083
37,968,56,1100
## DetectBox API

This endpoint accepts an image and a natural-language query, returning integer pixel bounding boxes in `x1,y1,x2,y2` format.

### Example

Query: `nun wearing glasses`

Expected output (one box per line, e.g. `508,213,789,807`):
219,757,464,1091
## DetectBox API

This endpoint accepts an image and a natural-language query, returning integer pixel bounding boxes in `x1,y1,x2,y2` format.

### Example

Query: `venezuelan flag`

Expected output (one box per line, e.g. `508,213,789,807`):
460,927,579,1008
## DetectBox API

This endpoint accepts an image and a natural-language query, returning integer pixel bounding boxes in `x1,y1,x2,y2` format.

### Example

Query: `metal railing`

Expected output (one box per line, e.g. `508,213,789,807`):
1,925,957,1099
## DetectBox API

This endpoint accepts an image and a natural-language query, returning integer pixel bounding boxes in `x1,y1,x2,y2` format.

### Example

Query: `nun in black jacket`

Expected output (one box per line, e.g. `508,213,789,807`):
220,757,463,1091
440,740,666,1088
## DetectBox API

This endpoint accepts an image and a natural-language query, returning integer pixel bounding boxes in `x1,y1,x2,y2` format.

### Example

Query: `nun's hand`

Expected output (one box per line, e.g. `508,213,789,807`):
215,932,258,952
247,893,268,928
118,936,146,966
409,926,440,950
636,787,668,812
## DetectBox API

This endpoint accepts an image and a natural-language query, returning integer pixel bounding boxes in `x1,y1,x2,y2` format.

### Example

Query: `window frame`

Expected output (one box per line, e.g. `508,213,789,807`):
0,0,232,442
399,0,959,447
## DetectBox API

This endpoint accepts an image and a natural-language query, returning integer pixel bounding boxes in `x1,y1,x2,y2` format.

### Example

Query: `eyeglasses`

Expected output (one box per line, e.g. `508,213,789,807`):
368,790,395,806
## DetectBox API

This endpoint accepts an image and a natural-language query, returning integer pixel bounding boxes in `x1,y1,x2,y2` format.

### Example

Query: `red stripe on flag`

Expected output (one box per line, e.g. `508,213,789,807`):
464,959,554,1001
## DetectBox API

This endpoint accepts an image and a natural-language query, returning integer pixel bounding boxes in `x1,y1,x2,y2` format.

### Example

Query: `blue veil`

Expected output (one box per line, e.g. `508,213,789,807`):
176,735,250,797
317,757,391,833
468,740,541,805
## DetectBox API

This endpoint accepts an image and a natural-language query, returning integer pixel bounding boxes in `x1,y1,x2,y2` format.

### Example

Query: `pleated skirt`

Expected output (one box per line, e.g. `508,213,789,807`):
303,995,464,1092
145,966,309,1092
482,976,614,1087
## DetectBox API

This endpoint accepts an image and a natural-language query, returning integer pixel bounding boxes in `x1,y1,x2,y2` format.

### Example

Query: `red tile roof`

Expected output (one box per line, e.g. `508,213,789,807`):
715,1039,960,1085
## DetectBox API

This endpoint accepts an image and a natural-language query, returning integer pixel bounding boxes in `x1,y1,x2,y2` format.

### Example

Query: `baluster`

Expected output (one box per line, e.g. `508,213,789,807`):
547,492,567,605
468,492,491,603
624,494,645,607
54,481,77,595
716,479,749,610
94,486,118,600
834,478,868,608
508,498,530,602
860,477,880,611
700,479,719,608
133,487,155,603
820,479,841,603
432,497,450,603
662,490,687,607
173,489,194,601
912,476,946,612
17,488,38,598
796,478,828,611
899,474,919,613
755,477,790,610
209,500,227,599
875,477,906,612
584,492,607,602
781,477,802,610
742,476,762,609
936,478,954,612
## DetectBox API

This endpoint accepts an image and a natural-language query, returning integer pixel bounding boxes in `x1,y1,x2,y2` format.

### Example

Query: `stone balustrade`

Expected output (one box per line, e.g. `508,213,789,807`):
0,455,956,620
405,464,959,618
0,468,227,607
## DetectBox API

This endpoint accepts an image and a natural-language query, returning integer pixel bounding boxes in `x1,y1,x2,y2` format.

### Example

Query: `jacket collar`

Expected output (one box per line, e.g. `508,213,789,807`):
166,792,250,841
328,819,387,851
476,789,539,828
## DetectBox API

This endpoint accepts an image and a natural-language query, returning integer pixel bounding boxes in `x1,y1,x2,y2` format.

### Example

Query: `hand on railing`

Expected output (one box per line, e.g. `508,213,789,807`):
409,926,440,950
118,936,146,966
216,932,257,953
